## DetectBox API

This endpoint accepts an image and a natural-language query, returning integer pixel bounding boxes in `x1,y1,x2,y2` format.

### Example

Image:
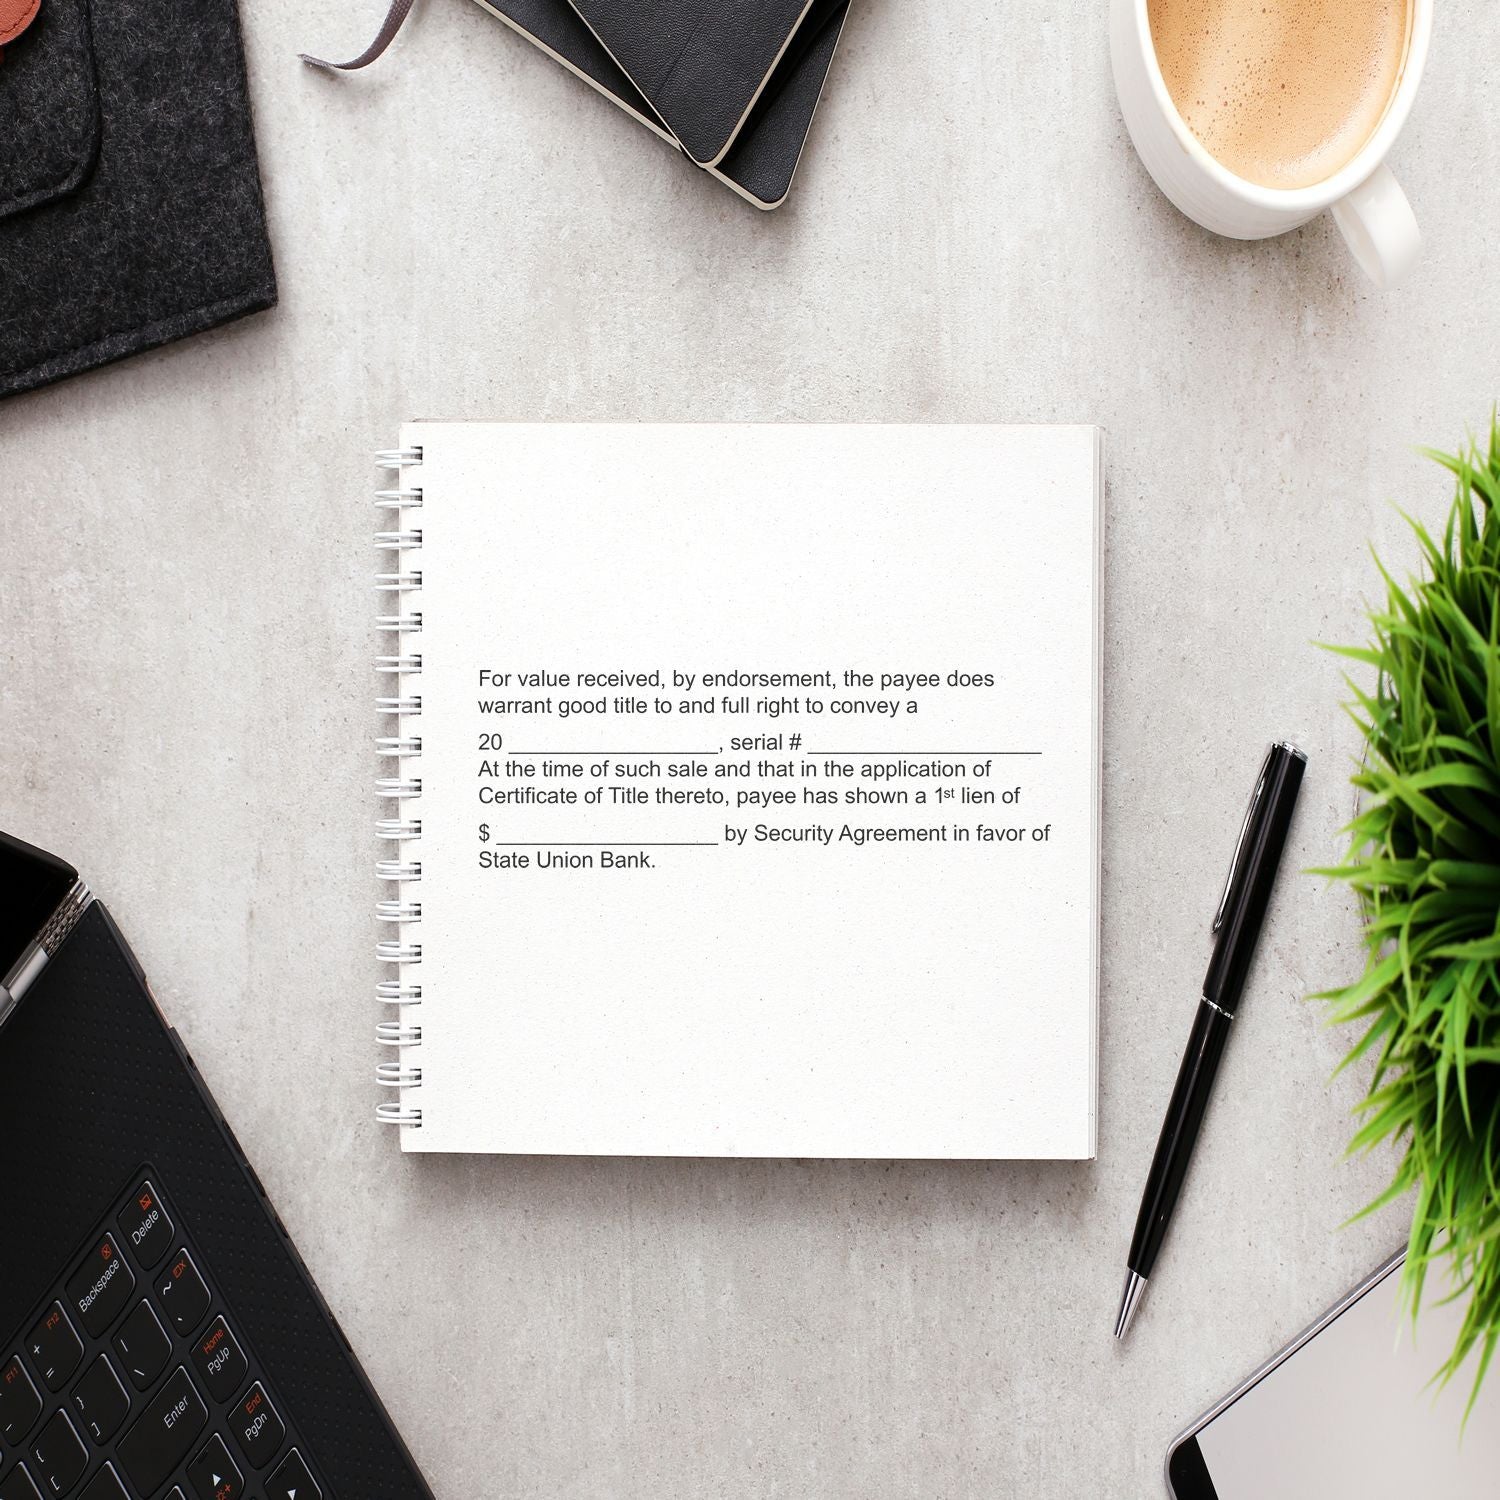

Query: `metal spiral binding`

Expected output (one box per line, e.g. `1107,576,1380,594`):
375,444,424,1127
377,1022,423,1046
376,900,422,923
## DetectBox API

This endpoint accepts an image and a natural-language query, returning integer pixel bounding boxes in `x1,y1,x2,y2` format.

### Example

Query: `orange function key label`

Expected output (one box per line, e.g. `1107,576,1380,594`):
187,1432,245,1500
66,1231,137,1336
191,1317,248,1404
118,1178,175,1268
233,1382,286,1470
155,1248,211,1335
25,1301,83,1391
0,1354,42,1443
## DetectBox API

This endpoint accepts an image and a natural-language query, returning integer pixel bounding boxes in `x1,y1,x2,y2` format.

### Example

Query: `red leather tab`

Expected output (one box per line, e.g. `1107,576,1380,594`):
0,0,40,48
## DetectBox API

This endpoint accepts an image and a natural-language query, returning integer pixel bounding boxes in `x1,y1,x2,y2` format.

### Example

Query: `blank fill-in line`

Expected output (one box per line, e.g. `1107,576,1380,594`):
512,750,723,755
489,842,720,847
809,750,1043,756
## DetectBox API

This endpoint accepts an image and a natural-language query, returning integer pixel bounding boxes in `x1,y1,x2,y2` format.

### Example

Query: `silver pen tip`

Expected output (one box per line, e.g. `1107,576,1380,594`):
1113,1269,1147,1340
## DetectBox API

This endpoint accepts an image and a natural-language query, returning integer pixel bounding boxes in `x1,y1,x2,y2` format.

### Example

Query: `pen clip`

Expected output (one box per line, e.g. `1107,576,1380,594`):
1213,746,1274,933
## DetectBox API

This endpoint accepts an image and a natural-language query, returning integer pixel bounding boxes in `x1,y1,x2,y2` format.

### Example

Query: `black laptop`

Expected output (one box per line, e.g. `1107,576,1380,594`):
0,831,433,1500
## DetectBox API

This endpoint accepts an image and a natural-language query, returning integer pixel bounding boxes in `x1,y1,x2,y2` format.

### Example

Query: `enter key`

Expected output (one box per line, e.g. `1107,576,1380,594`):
115,1366,207,1495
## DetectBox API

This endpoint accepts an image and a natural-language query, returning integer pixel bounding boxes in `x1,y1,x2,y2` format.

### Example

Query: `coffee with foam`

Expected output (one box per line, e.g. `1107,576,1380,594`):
1148,0,1410,190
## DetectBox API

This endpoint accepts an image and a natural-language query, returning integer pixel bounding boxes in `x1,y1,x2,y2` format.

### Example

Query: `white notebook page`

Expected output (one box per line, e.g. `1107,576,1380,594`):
395,423,1100,1157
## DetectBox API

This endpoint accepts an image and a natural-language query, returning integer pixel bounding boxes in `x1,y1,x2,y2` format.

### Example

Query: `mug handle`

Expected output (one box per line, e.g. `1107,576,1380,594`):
1330,163,1421,288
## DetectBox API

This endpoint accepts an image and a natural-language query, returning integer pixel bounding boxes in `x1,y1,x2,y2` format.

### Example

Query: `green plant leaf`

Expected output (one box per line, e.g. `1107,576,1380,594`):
1314,421,1500,1417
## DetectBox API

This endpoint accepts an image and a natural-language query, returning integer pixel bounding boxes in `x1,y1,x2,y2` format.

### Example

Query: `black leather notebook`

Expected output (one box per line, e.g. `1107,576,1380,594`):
563,0,815,166
0,0,275,399
475,0,846,208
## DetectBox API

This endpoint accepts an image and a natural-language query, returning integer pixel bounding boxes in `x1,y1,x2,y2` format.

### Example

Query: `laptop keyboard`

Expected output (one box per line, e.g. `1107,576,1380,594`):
0,1173,326,1500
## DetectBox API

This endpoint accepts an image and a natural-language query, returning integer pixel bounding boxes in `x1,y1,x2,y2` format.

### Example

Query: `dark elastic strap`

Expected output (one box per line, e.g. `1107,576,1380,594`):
300,0,416,71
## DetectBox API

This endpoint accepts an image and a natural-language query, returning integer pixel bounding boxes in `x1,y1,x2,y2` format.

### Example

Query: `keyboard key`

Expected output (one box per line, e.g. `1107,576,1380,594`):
190,1321,246,1406
266,1449,319,1500
25,1306,82,1393
71,1356,131,1445
65,1235,136,1339
31,1409,87,1497
117,1182,174,1270
79,1466,129,1500
112,1303,171,1392
115,1368,207,1496
230,1384,284,1471
187,1434,243,1500
154,1251,210,1337
0,1356,43,1443
0,1465,42,1500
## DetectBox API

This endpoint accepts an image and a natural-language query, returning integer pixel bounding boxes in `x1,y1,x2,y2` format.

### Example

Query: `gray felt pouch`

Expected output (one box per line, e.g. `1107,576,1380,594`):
0,0,102,222
0,0,276,400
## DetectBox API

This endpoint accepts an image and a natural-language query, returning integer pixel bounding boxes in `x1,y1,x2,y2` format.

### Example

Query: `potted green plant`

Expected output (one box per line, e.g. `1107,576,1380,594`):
1316,419,1500,1415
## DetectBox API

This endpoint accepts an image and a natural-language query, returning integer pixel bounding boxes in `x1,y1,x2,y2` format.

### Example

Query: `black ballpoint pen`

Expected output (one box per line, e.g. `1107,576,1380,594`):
1114,741,1307,1339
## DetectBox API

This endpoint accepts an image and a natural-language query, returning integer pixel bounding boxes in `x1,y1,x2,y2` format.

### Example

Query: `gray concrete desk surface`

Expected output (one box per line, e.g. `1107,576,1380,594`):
5,1,1496,1494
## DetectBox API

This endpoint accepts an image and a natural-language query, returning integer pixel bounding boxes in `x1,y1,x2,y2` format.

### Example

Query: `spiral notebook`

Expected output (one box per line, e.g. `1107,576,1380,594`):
376,422,1103,1158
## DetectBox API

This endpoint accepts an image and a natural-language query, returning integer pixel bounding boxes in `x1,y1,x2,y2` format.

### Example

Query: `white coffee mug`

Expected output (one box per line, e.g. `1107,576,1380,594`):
1110,0,1430,287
